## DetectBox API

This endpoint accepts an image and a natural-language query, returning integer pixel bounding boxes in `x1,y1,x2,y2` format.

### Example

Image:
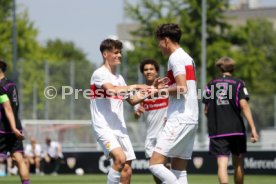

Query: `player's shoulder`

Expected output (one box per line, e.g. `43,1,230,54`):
169,48,193,64
93,66,105,75
92,66,109,78
228,76,245,85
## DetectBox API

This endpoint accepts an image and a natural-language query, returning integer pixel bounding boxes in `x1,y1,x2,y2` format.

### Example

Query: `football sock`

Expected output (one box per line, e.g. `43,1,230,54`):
149,164,179,184
171,169,188,184
107,167,120,184
22,180,30,184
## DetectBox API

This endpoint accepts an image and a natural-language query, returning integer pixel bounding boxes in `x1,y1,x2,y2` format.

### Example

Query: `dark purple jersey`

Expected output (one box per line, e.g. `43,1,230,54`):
0,78,22,133
202,75,249,138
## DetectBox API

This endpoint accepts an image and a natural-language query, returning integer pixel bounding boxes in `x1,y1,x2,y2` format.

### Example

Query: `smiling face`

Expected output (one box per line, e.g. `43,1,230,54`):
143,64,158,83
103,48,122,67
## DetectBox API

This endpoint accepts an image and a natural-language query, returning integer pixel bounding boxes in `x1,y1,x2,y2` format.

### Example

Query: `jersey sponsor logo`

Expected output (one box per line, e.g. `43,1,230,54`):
167,65,196,86
142,98,168,111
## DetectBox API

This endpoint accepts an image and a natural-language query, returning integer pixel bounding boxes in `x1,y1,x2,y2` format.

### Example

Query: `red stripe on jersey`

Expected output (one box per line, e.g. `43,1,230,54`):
185,65,196,81
90,84,124,100
141,98,168,111
166,65,196,85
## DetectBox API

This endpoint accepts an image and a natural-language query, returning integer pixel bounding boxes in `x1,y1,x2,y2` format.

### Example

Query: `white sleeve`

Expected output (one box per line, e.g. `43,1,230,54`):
93,71,110,88
170,58,186,77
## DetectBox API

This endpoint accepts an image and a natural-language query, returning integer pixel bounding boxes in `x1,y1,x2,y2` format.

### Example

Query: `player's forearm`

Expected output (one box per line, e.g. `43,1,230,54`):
107,84,147,96
159,85,187,96
241,102,257,131
4,104,17,131
128,93,148,105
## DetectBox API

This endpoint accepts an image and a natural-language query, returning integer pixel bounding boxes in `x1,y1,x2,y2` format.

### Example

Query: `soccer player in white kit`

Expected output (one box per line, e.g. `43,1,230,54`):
134,59,168,184
149,23,198,184
90,39,158,184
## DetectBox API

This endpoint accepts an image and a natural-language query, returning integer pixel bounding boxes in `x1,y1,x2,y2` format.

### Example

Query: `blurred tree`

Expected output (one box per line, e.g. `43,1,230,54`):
228,19,276,94
0,3,95,119
125,0,276,95
42,39,95,119
125,0,231,81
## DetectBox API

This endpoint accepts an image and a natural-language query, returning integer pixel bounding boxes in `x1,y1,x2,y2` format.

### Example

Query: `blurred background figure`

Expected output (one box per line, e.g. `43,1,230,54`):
43,138,63,175
24,137,42,175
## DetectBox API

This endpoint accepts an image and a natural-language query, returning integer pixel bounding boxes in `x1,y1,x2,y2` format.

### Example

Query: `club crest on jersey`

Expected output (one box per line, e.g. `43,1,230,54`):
105,142,111,150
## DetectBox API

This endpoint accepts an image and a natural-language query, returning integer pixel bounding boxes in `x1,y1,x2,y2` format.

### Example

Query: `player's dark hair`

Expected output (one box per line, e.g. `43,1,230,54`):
100,39,123,53
0,58,7,73
215,57,236,73
139,59,159,74
155,23,182,43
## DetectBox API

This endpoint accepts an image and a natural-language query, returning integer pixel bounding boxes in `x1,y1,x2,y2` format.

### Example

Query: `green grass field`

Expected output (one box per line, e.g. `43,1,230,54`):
0,174,275,184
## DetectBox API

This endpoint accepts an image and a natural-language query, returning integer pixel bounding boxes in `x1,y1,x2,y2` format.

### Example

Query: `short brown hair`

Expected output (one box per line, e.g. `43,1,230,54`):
215,57,236,73
155,23,182,43
100,39,123,53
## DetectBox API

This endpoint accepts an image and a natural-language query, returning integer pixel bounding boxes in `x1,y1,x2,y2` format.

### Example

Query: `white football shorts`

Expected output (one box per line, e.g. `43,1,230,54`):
154,118,198,159
97,132,136,161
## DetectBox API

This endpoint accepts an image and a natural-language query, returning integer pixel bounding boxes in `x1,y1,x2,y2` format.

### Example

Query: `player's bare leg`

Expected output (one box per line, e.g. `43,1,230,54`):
232,154,244,184
120,160,132,184
11,151,30,183
108,147,127,184
171,158,188,184
217,156,229,184
110,147,127,171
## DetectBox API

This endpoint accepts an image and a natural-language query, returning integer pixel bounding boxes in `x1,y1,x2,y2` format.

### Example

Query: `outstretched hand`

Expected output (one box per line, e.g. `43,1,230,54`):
153,77,170,89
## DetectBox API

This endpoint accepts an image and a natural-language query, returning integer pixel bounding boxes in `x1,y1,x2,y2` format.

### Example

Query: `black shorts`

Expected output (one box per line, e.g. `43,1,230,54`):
0,133,24,157
209,135,247,157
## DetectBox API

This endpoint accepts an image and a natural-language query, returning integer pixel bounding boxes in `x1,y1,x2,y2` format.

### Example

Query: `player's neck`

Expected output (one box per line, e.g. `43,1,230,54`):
146,80,154,86
168,44,180,55
103,63,116,74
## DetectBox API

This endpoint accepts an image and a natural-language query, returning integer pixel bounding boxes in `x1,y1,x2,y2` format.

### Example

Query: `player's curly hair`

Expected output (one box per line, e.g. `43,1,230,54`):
215,57,236,73
155,23,182,43
139,59,159,74
100,39,123,53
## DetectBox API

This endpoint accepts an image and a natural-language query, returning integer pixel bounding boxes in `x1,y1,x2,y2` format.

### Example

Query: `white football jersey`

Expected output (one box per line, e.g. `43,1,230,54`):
166,48,198,123
90,66,128,138
135,97,168,139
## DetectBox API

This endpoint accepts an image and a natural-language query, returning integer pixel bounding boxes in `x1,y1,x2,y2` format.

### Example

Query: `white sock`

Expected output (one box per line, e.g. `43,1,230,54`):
149,164,179,184
107,167,120,184
171,169,188,184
